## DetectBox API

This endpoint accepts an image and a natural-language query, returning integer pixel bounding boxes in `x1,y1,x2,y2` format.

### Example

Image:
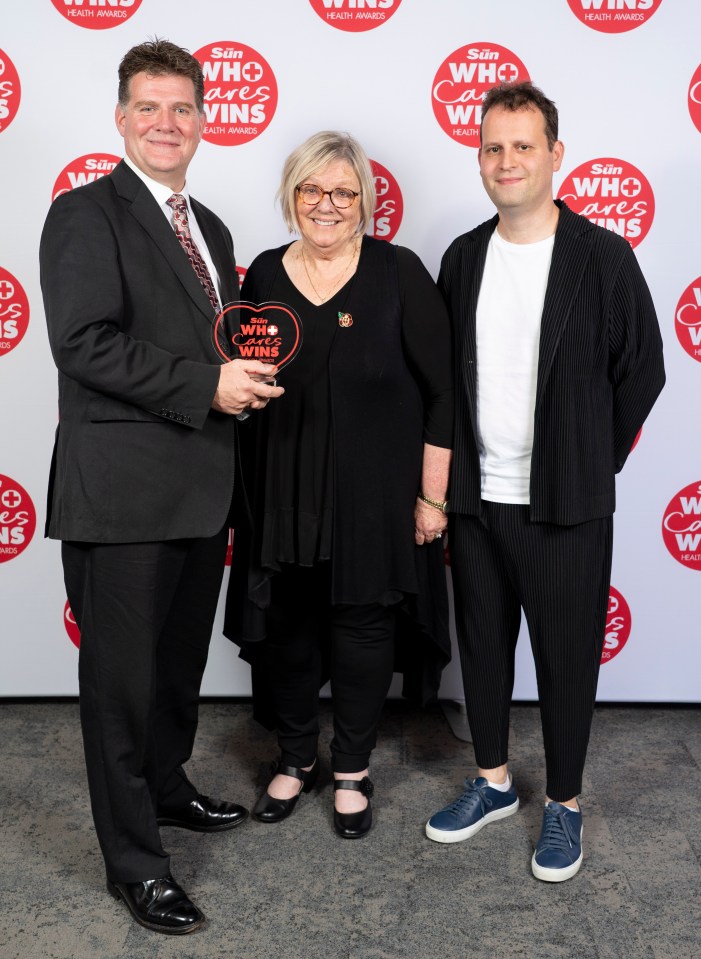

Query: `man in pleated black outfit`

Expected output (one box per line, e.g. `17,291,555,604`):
425,82,664,881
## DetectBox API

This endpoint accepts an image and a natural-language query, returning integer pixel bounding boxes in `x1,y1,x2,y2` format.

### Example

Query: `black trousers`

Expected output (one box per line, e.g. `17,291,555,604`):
264,564,396,773
62,527,228,883
450,503,613,801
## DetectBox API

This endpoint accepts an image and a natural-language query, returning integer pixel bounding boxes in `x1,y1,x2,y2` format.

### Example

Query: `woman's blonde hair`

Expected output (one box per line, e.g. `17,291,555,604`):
277,130,376,236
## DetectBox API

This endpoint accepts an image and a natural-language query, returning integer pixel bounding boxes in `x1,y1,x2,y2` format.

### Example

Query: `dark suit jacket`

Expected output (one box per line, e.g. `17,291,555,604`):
40,160,240,543
439,201,665,525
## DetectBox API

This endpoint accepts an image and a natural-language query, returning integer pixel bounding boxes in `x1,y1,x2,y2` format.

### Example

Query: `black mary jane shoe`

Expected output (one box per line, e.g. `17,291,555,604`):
333,776,374,839
106,874,205,935
252,759,319,823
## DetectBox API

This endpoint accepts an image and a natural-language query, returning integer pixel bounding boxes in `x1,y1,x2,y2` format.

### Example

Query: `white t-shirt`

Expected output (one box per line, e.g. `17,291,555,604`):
475,229,555,504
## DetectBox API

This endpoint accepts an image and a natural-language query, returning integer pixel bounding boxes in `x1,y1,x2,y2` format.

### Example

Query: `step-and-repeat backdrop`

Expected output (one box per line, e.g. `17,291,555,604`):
2,0,699,701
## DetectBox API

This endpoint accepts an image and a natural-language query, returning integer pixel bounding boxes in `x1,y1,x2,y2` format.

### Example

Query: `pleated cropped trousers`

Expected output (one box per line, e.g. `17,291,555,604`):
449,502,613,801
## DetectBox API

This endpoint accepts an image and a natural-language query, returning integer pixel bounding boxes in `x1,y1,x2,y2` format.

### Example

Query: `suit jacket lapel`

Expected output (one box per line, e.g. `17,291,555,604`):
461,215,497,437
535,202,593,409
192,197,238,306
110,161,219,321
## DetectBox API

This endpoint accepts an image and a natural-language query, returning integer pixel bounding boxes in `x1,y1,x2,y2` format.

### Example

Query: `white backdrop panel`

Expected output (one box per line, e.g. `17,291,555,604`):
1,0,698,701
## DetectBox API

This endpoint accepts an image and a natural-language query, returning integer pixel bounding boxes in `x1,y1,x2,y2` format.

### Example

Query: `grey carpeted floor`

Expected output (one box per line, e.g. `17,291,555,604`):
2,699,700,959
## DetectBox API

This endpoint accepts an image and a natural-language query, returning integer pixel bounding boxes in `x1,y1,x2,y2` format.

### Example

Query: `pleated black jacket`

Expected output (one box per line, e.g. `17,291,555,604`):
439,201,665,525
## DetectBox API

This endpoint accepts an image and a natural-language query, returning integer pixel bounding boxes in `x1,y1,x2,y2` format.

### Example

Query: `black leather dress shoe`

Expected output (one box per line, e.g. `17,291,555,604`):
333,776,374,839
107,874,205,935
252,759,319,823
156,794,248,832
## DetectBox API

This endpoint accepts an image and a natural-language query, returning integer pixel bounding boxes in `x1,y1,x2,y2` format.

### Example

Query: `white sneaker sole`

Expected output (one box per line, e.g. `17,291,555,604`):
425,796,519,843
531,832,584,882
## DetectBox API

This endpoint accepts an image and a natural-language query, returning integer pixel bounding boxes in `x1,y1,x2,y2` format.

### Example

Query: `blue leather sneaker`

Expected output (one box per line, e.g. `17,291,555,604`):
531,801,583,882
425,776,519,843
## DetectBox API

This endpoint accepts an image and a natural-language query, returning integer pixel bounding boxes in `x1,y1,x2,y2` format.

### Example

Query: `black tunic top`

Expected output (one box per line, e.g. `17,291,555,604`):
225,236,454,705
257,242,453,582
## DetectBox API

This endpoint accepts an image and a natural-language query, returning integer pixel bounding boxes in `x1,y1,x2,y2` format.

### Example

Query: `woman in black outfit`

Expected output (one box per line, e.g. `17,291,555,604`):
226,131,453,838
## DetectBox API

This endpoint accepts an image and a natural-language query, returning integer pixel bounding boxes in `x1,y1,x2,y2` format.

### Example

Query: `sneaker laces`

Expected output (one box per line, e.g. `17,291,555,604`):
538,805,579,853
445,778,497,818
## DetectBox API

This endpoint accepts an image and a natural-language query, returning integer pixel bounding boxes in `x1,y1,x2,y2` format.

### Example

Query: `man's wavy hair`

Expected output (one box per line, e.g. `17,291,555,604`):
480,81,559,150
118,38,205,113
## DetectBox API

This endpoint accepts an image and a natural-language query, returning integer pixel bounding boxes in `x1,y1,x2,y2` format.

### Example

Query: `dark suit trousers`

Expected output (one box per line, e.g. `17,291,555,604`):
450,503,612,801
62,527,228,882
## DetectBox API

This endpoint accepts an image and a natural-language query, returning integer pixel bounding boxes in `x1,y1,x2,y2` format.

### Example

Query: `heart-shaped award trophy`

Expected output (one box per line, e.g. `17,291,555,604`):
213,300,303,418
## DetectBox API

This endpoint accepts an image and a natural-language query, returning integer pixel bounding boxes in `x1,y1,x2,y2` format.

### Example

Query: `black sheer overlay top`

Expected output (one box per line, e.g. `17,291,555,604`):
225,237,453,707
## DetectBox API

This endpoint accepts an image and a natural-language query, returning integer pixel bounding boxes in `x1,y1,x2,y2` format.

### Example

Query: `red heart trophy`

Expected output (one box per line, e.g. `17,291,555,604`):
212,300,303,372
213,300,303,420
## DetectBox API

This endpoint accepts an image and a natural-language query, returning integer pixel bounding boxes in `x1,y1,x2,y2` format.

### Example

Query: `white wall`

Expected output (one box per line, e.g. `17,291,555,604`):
1,0,698,701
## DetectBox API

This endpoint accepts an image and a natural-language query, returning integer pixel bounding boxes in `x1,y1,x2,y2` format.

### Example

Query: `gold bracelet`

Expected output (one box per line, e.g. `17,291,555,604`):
418,493,449,514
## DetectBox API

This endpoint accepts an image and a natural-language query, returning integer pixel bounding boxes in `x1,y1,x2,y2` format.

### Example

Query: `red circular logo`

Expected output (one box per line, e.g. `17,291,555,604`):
0,474,36,563
64,600,81,648
0,267,29,357
52,153,120,201
432,43,530,148
0,49,21,133
49,0,143,29
566,0,663,33
675,277,701,363
558,158,654,249
369,160,403,242
689,64,701,135
602,586,631,664
308,0,403,31
194,42,278,146
662,482,701,571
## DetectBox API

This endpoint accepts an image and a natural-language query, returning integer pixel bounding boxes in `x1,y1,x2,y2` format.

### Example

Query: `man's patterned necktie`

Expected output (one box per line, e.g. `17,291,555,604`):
166,193,219,311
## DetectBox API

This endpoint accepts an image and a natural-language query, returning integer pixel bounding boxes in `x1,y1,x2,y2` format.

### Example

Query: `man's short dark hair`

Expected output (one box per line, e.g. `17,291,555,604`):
118,38,205,113
481,81,559,150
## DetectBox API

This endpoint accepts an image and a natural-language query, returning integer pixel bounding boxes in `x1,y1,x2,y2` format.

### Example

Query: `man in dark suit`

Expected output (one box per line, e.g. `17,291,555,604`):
425,82,664,881
40,40,283,934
